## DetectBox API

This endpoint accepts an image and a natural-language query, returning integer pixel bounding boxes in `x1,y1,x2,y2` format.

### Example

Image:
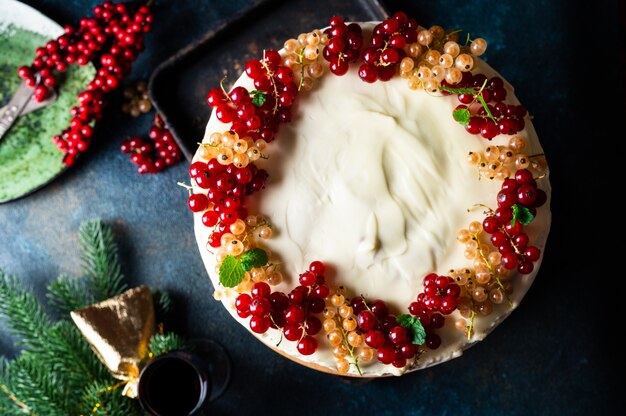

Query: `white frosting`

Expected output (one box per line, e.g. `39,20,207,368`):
192,23,551,376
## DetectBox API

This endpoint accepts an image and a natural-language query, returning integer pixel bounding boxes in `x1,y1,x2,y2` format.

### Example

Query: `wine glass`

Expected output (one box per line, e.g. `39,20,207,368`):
137,338,231,415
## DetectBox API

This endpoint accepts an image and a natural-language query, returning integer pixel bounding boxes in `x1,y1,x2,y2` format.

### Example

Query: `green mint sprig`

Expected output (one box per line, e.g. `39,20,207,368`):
250,90,267,107
511,204,535,226
440,79,497,125
396,314,427,345
219,248,269,288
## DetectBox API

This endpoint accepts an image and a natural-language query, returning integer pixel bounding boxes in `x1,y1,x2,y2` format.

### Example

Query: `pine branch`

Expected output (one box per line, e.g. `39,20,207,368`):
149,333,188,357
44,321,110,387
0,358,31,416
79,220,127,301
80,381,142,416
0,270,51,349
152,289,172,321
46,274,93,318
0,271,110,392
7,353,73,416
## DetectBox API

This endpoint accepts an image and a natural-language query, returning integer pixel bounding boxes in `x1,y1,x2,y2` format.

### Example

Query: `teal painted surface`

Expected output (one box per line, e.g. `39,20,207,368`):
0,0,622,415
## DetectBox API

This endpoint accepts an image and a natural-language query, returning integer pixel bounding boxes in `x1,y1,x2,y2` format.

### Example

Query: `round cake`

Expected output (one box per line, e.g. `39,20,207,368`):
187,13,551,377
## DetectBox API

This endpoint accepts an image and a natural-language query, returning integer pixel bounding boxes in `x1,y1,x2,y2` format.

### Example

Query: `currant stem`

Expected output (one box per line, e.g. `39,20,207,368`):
338,313,363,376
466,310,476,340
177,181,193,195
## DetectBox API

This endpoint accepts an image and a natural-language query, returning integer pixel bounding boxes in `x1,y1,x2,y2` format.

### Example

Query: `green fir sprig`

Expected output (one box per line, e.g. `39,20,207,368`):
0,220,185,416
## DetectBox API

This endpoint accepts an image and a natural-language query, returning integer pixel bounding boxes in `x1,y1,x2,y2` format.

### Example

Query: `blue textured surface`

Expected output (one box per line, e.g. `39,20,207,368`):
0,0,624,415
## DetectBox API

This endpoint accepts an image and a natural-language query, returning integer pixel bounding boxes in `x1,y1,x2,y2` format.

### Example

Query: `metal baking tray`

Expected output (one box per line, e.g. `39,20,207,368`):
148,0,389,160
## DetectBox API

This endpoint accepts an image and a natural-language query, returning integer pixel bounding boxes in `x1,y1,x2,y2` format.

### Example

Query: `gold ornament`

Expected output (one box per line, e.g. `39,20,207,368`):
70,285,155,398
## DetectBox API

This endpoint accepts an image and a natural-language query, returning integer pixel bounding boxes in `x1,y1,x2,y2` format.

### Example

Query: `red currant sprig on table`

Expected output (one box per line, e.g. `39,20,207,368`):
358,11,418,83
235,262,330,356
120,113,182,174
321,16,363,76
17,0,152,166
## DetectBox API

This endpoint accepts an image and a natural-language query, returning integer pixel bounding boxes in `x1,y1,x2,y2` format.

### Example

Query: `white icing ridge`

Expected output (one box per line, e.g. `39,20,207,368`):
192,22,551,376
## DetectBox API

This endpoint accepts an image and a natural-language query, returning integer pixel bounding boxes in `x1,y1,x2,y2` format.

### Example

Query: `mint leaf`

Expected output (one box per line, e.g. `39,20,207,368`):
476,94,497,124
452,108,471,126
396,314,427,345
511,204,535,226
439,85,477,95
219,255,245,288
240,248,269,272
251,90,266,107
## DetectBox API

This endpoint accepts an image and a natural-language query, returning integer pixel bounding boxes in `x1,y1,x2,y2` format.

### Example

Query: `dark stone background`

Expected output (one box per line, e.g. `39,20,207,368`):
0,0,623,414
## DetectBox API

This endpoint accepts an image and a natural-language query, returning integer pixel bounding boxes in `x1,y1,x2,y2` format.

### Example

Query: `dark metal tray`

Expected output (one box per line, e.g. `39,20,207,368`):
148,0,388,161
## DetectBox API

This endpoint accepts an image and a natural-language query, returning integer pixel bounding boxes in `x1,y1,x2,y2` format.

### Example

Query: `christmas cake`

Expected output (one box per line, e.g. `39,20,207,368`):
186,14,551,376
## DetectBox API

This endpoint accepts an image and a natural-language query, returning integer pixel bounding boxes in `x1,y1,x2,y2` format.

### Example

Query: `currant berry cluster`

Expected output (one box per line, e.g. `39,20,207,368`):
207,50,298,144
448,73,527,139
349,297,419,368
120,113,182,173
408,273,461,348
235,262,330,356
389,17,485,94
467,135,547,181
282,29,328,91
485,169,546,273
187,139,269,248
456,221,515,332
18,0,152,166
122,79,152,117
358,12,417,83
321,16,363,76
321,289,374,374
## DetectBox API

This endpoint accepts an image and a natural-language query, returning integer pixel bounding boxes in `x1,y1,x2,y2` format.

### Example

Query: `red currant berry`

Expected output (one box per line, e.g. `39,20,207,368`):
501,252,519,270
249,298,271,317
268,292,289,311
305,316,322,335
299,271,316,286
309,261,325,275
480,121,498,139
235,293,252,312
400,343,417,359
283,324,304,341
364,329,385,348
251,282,271,299
430,313,445,328
187,194,208,212
376,344,396,364
208,232,222,248
229,86,250,104
524,246,541,262
201,210,219,227
307,297,325,314
518,260,534,274
425,333,441,349
297,335,318,355
284,305,305,324
483,215,500,234
189,161,207,178
388,326,409,346
249,315,271,334
358,63,378,83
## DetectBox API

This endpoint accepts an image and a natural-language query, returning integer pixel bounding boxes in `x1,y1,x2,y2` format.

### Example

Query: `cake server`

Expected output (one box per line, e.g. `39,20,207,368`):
0,80,57,142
